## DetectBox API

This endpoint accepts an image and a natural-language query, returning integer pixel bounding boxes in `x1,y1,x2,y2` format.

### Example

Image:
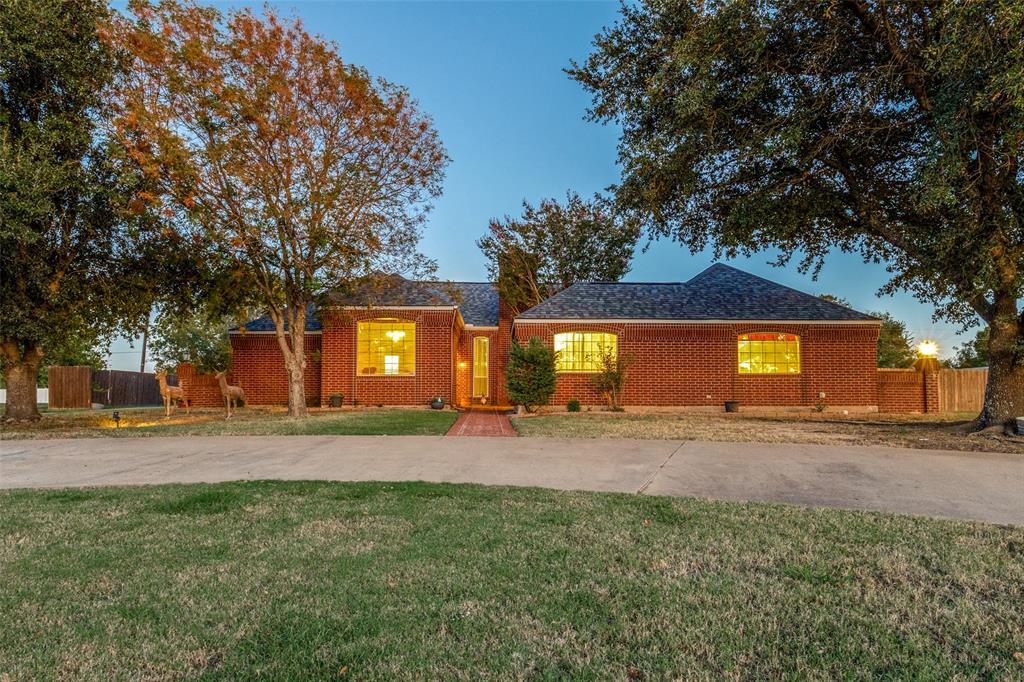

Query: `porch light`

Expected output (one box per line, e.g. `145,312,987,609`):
916,339,939,358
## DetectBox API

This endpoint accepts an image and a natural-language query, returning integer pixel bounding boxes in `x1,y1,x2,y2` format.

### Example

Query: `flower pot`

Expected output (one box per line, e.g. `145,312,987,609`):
329,394,344,408
724,400,740,413
430,398,445,410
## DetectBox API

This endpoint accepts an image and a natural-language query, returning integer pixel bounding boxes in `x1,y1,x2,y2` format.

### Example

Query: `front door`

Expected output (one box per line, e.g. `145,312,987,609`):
472,337,489,399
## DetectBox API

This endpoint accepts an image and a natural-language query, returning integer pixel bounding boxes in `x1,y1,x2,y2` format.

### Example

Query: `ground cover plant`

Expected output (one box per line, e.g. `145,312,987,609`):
0,407,457,440
512,412,1024,454
0,481,1021,679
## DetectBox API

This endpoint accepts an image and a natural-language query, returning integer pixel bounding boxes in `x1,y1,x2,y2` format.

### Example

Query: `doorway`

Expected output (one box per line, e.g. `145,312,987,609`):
472,337,489,399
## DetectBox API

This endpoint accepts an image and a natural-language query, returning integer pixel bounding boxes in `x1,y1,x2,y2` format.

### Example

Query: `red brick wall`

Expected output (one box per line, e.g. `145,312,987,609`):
513,322,880,408
319,308,457,406
176,363,222,408
877,369,925,413
228,334,322,406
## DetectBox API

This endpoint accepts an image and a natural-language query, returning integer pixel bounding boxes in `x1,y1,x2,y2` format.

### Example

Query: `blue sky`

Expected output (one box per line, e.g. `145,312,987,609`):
108,0,971,370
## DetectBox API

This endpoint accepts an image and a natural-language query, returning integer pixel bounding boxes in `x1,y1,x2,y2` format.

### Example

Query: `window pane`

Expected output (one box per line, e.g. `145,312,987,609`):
737,333,799,374
358,319,416,375
553,332,617,372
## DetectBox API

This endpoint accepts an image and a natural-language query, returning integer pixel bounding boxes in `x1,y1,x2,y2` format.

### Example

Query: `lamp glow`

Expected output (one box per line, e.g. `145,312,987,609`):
916,340,939,358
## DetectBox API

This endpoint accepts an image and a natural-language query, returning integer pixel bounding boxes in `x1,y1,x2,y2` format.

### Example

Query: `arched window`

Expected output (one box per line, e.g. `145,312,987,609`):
738,333,800,374
358,319,416,375
553,332,616,372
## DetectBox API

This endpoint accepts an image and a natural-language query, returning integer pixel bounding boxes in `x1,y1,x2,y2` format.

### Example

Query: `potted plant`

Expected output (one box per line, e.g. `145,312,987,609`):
329,393,344,408
430,396,445,410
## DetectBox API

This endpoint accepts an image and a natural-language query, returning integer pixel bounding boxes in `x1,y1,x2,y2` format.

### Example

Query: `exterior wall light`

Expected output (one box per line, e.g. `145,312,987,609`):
916,340,939,358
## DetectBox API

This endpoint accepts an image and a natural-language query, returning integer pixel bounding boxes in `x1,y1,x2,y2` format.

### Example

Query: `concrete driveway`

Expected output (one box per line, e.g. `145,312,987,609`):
1,436,1021,525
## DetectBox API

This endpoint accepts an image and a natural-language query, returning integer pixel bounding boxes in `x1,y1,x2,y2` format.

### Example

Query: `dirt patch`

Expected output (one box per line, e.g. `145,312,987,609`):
512,412,1023,454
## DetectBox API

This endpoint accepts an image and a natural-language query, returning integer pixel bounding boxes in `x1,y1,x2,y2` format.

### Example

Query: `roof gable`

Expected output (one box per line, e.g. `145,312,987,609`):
232,278,500,332
516,264,877,322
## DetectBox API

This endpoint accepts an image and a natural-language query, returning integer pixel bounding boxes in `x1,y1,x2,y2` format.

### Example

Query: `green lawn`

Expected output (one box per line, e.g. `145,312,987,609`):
1,482,1021,679
0,407,458,439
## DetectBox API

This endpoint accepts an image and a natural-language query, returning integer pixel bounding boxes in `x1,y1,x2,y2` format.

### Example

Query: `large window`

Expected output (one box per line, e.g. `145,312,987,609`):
738,332,800,374
358,319,416,375
554,332,616,372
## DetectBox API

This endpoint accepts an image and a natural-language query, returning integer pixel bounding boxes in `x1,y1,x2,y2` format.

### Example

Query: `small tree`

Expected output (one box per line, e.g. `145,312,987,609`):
953,328,990,369
110,1,447,417
591,349,635,411
506,338,556,413
478,191,640,315
821,296,916,368
149,310,232,374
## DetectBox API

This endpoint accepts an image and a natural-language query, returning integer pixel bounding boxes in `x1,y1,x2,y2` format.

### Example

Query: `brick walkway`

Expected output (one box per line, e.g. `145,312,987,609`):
446,411,517,437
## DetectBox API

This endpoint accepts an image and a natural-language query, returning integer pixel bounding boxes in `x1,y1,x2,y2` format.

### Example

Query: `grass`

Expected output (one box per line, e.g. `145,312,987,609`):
1,482,1022,679
0,407,458,440
513,411,1024,454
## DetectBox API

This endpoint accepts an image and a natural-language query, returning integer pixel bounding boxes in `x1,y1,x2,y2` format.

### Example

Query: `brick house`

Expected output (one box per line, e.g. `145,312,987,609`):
227,264,882,411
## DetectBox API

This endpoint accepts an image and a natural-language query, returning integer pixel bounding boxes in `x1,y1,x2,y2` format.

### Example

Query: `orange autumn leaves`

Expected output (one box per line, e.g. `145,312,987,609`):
103,0,447,417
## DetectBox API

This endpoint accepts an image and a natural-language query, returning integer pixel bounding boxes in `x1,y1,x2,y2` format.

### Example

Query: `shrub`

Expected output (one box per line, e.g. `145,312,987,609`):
567,398,581,412
591,349,636,410
506,337,556,412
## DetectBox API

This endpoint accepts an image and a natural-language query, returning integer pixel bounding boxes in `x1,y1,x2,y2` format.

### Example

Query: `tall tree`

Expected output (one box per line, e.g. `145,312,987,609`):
953,327,990,369
570,1,1023,429
0,0,155,420
110,1,448,417
478,191,640,315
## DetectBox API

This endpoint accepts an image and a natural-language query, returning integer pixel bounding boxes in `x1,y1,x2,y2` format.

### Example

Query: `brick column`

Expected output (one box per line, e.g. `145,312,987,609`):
923,371,941,413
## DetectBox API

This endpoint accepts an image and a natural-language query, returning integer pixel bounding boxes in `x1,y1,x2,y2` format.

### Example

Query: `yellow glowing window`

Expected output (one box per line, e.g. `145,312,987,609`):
358,319,415,375
738,333,800,374
554,332,616,372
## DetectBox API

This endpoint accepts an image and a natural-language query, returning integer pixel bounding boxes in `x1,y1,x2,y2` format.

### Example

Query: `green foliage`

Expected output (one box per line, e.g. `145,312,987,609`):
873,312,917,369
570,0,1024,424
478,191,640,315
0,0,177,418
591,349,635,410
566,398,581,413
953,328,990,369
149,311,232,374
506,338,557,412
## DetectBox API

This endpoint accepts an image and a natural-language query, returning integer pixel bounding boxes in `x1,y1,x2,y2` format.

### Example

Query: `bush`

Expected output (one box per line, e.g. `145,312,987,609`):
567,398,581,412
506,337,557,412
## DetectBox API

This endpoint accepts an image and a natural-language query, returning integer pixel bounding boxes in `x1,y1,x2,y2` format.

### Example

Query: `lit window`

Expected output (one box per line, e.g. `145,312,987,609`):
738,333,800,374
358,319,415,375
554,332,616,372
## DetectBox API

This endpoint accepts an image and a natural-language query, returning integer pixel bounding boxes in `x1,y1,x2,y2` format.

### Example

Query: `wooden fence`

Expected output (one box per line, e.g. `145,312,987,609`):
92,369,165,407
937,368,988,413
46,367,166,408
47,366,92,408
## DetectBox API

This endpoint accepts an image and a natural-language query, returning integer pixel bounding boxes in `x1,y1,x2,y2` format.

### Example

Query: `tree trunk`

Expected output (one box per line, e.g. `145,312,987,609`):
271,304,308,418
980,314,1023,430
286,360,307,418
2,341,43,421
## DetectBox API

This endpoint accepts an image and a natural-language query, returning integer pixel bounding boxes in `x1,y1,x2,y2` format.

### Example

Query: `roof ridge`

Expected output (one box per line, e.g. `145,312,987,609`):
685,263,877,319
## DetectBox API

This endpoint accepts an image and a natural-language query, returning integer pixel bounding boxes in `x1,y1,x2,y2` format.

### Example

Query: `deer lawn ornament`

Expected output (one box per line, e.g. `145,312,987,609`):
215,371,245,418
155,370,189,418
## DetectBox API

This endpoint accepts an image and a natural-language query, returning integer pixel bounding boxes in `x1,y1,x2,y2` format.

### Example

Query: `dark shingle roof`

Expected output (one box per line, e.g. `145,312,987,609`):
516,264,877,322
232,279,500,332
230,304,321,333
